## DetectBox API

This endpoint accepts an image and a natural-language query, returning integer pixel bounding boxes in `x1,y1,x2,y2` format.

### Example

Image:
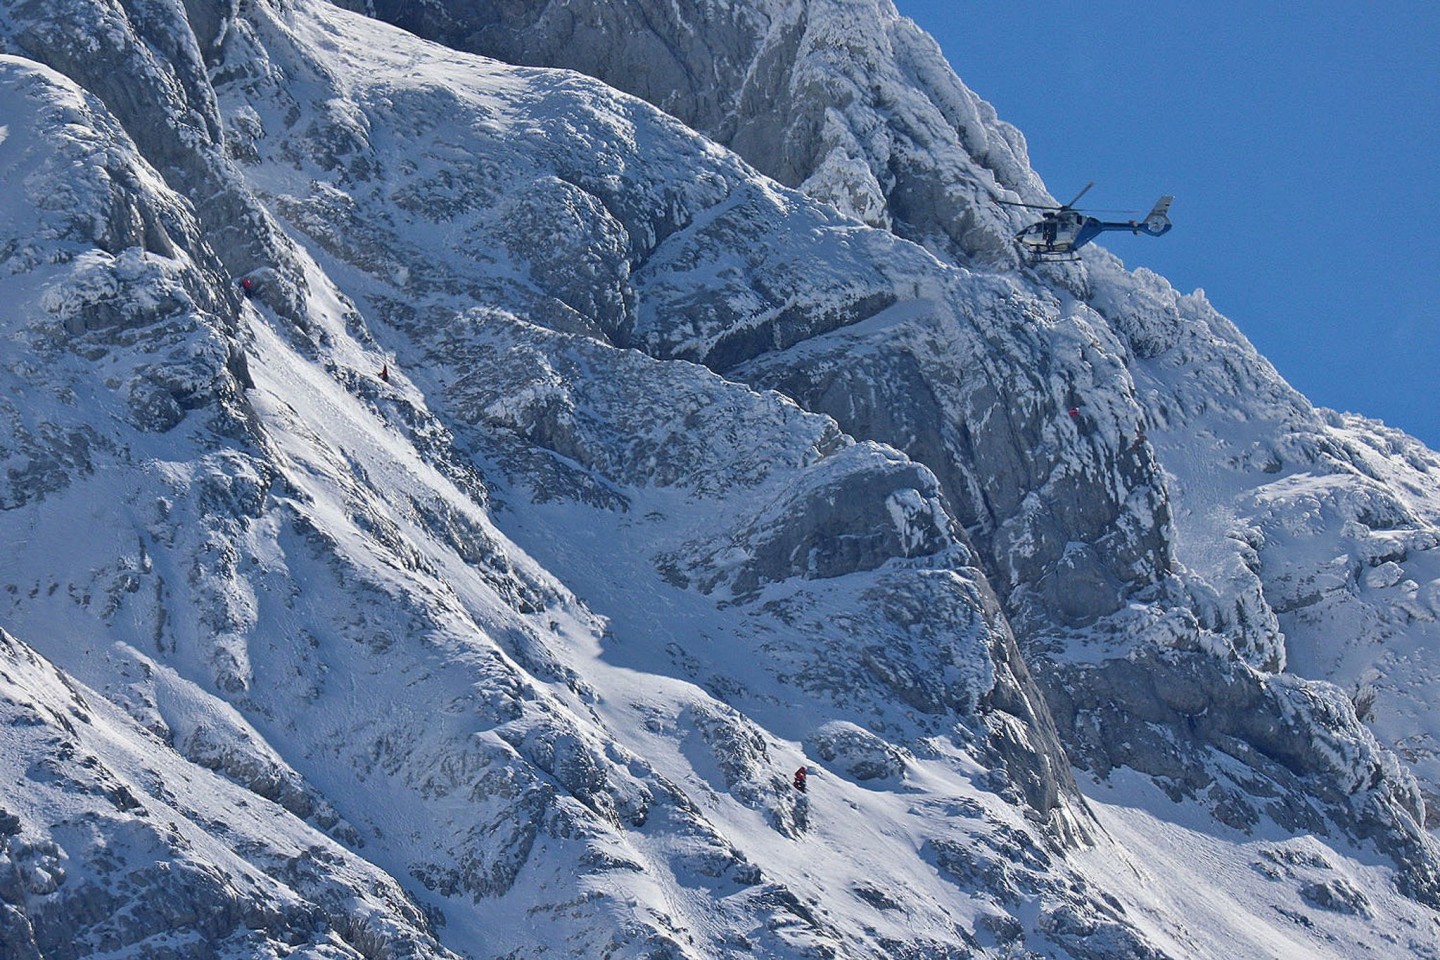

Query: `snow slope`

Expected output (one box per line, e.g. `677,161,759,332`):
0,1,1438,958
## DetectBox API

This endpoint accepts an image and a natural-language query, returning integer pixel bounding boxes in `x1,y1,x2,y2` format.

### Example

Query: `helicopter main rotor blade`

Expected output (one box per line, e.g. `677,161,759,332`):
1063,181,1096,209
992,197,1062,210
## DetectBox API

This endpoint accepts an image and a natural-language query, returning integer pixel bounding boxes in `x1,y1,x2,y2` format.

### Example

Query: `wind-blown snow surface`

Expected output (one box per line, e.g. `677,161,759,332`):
1,1,1439,958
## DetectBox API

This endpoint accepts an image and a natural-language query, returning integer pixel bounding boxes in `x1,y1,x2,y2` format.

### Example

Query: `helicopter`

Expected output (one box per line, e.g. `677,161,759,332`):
995,182,1172,262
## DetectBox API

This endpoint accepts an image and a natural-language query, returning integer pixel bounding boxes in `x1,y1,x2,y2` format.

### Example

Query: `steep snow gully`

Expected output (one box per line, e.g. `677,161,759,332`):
1,1,1439,958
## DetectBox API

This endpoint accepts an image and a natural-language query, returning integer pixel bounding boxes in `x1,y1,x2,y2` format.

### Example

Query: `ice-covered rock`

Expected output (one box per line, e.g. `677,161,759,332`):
0,628,457,959
2,0,1439,957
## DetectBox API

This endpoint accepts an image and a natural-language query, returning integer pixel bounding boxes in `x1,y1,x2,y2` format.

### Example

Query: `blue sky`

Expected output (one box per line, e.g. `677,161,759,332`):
895,2,1440,448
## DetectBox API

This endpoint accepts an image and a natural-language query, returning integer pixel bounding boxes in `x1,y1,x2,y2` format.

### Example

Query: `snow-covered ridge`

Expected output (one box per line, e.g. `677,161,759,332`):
0,0,1438,957
0,626,457,958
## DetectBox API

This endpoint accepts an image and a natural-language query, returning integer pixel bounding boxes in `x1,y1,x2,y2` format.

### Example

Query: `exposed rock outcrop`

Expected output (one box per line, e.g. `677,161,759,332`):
1,1,1438,958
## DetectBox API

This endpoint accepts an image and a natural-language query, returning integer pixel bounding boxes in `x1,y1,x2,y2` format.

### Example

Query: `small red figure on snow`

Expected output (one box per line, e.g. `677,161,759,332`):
1067,406,1080,419
793,766,808,793
379,363,390,383
239,276,256,297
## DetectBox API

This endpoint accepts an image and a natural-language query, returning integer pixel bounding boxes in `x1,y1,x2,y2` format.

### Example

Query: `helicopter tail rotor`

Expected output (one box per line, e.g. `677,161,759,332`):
1141,195,1174,235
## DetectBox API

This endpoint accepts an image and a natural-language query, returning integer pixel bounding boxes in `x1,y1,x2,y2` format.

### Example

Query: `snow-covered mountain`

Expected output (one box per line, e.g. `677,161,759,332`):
2,1,1438,957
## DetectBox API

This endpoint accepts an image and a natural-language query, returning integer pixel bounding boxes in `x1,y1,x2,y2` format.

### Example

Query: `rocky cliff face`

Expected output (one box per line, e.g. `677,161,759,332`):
0,627,457,960
345,0,1440,882
333,0,1032,260
1,1,1439,958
